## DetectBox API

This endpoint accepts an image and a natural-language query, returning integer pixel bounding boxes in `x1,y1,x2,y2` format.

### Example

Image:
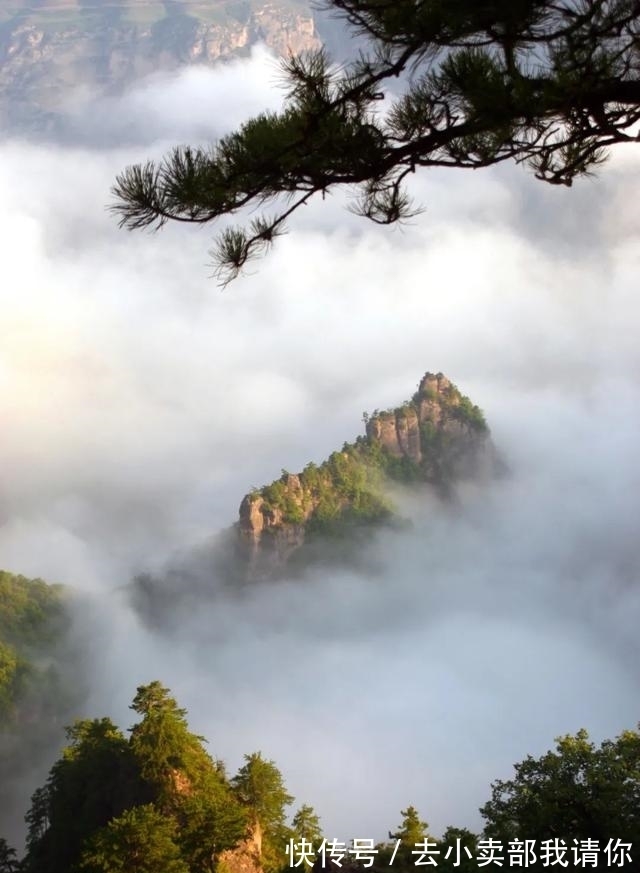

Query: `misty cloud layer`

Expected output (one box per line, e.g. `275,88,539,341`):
1,46,639,845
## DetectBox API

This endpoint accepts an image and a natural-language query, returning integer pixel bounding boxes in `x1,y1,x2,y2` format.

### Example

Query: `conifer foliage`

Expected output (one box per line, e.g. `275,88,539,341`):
0,839,19,873
20,683,250,873
8,686,639,873
112,1,640,282
232,752,295,873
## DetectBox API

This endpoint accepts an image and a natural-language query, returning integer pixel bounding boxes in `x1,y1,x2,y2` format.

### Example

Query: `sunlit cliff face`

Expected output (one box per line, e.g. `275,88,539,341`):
1,45,640,845
0,1,320,132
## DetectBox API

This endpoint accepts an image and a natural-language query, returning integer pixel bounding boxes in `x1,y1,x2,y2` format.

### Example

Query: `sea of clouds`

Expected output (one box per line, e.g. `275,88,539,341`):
0,45,639,845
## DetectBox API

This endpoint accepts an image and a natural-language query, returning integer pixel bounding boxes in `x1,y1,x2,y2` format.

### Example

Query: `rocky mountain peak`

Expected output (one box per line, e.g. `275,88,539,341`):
237,372,494,575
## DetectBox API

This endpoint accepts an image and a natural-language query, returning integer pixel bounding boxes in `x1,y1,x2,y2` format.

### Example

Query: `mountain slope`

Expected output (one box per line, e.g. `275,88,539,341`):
0,0,320,130
0,570,83,844
236,372,494,576
129,371,495,624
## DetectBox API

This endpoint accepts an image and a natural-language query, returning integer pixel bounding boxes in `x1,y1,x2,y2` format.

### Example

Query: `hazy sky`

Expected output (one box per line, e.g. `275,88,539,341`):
1,46,639,844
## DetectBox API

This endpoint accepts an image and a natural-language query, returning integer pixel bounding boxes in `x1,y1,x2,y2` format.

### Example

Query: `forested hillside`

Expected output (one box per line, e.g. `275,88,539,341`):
1,374,637,868
0,570,84,851
0,570,69,727
1,682,637,871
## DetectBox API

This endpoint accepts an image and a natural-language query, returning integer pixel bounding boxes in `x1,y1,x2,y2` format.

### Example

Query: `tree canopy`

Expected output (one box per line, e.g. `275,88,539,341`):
0,570,67,726
19,683,249,873
112,0,640,283
129,680,210,807
481,725,640,849
231,752,295,873
291,804,323,846
0,839,19,873
5,690,639,873
389,806,429,848
79,804,190,873
22,717,145,873
232,751,294,834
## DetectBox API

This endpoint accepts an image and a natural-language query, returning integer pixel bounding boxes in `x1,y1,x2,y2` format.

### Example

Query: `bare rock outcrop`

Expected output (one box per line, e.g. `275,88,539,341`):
0,1,321,130
219,823,264,873
237,372,495,576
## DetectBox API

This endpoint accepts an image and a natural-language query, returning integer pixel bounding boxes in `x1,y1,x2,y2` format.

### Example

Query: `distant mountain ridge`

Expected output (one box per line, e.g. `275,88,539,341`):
0,0,321,131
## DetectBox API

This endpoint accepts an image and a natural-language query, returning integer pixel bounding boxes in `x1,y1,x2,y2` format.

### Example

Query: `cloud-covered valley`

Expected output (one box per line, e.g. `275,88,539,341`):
1,45,639,845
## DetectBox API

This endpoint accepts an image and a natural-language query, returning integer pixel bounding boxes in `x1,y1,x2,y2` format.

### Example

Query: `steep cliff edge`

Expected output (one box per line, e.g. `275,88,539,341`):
0,0,320,131
237,373,494,575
